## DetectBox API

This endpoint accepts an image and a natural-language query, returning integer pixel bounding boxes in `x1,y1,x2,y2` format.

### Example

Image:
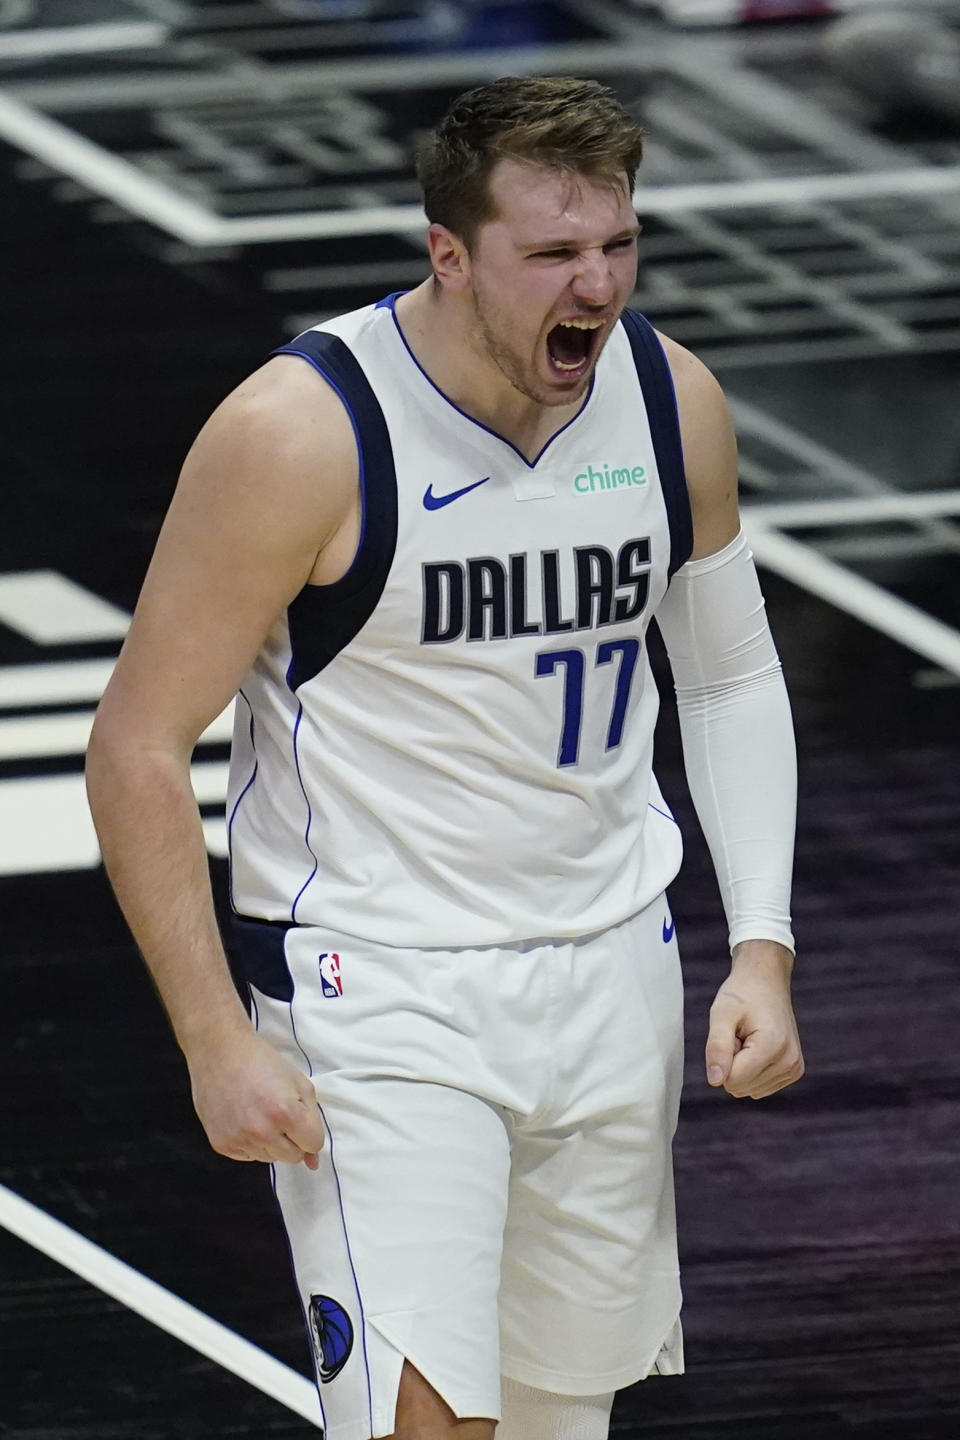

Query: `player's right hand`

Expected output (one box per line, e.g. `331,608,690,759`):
185,1025,326,1169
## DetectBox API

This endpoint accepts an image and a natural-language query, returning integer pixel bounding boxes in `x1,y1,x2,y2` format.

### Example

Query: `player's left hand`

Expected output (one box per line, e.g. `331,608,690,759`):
705,940,804,1099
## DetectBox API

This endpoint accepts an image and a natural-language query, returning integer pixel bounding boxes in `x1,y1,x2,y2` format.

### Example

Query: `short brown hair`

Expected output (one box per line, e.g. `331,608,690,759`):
416,75,644,249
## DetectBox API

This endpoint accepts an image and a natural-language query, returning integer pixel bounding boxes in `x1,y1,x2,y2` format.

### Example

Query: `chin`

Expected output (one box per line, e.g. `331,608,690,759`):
503,355,590,408
542,382,589,407
540,371,591,405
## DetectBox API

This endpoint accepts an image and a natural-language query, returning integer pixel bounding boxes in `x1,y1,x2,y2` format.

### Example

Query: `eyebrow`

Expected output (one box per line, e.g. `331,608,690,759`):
521,226,641,252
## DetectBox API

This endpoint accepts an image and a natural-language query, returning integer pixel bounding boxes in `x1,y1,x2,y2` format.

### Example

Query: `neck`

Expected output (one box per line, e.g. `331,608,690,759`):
394,283,585,462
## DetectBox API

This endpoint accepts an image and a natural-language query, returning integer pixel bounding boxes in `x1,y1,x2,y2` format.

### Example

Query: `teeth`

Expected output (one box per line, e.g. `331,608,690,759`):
552,358,584,371
558,318,604,330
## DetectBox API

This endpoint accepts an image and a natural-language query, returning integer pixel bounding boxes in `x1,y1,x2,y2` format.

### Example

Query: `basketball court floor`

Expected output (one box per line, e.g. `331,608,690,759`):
1,2,959,1436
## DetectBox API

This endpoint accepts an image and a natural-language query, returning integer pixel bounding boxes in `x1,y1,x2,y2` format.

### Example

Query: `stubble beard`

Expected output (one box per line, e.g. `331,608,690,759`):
470,287,589,410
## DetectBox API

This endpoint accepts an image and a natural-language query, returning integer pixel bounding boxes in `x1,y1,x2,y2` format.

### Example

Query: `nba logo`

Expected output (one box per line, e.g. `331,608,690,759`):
319,952,342,998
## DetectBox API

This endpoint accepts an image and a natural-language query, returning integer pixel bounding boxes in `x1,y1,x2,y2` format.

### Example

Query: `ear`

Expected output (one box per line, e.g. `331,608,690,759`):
427,223,472,293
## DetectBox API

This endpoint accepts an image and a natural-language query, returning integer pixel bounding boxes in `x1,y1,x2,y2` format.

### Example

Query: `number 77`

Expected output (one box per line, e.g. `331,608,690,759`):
535,638,641,767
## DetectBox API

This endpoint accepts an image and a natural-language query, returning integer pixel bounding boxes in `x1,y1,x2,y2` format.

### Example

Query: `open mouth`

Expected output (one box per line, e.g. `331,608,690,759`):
545,317,605,377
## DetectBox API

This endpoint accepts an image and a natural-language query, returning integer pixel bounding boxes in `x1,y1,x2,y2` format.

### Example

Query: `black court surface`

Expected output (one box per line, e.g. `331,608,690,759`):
2,2,960,1436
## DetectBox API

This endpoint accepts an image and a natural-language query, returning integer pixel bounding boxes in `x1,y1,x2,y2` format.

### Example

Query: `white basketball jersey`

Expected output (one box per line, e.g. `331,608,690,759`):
226,295,692,948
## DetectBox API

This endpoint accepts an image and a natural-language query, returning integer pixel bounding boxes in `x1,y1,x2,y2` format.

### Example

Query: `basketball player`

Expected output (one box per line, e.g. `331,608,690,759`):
86,77,803,1440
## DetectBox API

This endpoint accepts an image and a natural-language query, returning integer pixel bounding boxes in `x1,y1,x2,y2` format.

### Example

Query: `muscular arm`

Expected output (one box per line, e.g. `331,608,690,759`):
655,335,804,1100
86,356,358,1162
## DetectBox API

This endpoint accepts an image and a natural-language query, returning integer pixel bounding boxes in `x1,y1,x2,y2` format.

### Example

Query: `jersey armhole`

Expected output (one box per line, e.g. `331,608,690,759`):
618,310,693,578
269,331,399,690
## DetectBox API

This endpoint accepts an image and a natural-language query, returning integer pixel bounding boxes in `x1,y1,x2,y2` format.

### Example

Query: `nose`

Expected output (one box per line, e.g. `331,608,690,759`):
571,249,615,307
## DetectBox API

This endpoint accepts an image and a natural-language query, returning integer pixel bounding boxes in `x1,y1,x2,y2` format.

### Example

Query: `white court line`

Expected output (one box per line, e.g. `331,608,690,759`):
0,92,222,246
0,1183,322,1427
208,204,426,245
0,23,167,59
0,762,230,876
745,523,960,678
742,490,960,530
4,85,960,245
132,163,960,246
640,167,960,217
656,0,950,23
0,706,234,760
0,570,130,643
203,813,228,857
0,658,116,708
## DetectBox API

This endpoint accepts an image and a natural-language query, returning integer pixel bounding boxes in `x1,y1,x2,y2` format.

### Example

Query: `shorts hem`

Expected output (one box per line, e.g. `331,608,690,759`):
501,1319,685,1395
450,1400,502,1423
319,1398,499,1439
500,1355,677,1394
322,1406,395,1440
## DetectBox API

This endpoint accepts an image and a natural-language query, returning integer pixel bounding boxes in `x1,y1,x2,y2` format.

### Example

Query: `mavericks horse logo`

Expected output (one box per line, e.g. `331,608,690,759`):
308,1293,354,1382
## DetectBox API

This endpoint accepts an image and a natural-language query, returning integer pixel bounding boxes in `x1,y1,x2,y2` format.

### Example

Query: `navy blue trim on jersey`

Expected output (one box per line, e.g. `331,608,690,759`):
619,309,693,578
227,912,295,1002
270,331,399,691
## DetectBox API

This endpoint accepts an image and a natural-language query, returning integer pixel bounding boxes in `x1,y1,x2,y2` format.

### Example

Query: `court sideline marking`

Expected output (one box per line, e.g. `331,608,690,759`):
0,22,168,60
745,522,960,677
3,87,960,247
0,1182,323,1427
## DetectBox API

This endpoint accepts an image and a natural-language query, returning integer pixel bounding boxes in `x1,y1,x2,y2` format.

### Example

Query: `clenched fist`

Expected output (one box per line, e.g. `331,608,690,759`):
705,939,804,1100
187,1024,327,1168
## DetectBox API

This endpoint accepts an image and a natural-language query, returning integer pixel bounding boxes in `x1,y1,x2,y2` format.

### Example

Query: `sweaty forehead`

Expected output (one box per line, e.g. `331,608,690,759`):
485,159,634,244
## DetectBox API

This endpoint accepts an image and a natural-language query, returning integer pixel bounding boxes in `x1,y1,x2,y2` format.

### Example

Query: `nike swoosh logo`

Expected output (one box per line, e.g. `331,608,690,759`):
423,477,490,510
662,915,676,944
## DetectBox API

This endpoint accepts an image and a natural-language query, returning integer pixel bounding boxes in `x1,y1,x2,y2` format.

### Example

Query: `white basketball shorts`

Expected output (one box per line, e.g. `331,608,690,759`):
243,895,685,1440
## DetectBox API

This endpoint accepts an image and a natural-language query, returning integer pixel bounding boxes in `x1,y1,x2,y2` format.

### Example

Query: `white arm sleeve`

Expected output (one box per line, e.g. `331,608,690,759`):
655,529,797,954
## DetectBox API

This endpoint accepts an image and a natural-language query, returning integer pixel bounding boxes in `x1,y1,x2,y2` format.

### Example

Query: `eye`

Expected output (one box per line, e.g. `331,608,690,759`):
530,249,576,260
605,237,637,252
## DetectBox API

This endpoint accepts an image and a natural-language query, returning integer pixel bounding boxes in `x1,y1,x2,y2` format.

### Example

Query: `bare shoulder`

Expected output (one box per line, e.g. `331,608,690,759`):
92,352,360,749
185,352,358,527
655,330,740,559
655,330,733,445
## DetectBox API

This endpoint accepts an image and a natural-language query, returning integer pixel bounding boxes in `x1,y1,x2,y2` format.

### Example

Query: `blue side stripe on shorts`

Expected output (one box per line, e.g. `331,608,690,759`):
284,985,377,1435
